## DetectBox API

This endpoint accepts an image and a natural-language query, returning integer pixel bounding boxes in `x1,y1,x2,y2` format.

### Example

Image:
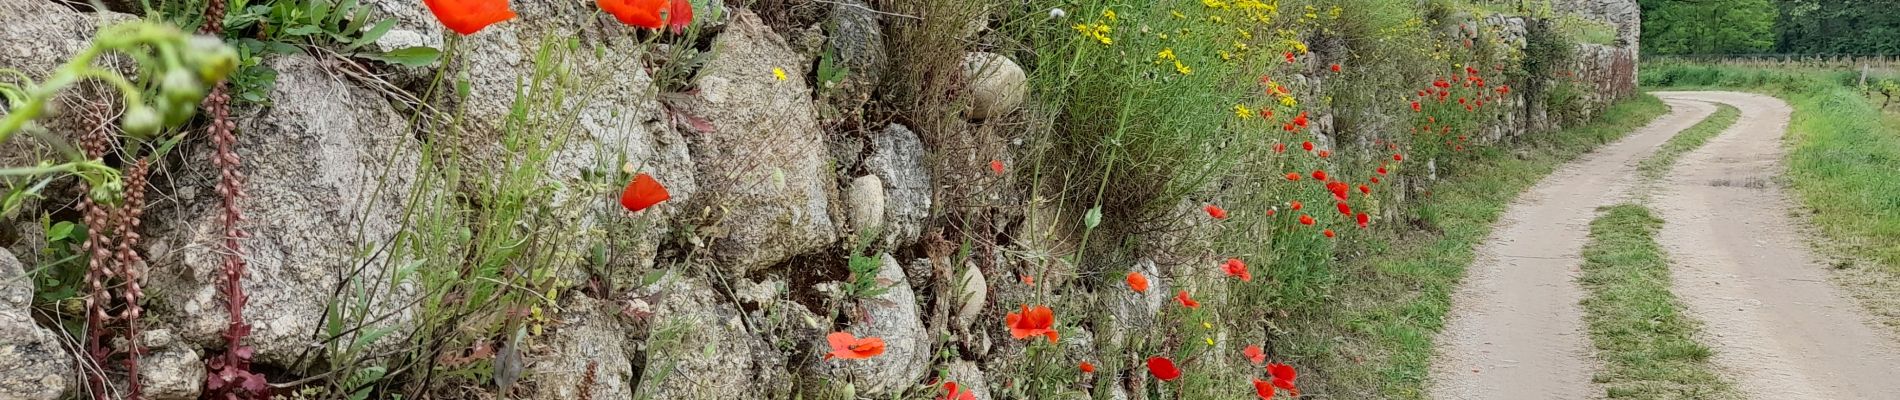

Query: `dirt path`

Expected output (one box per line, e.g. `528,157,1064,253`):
1427,99,1718,400
1649,91,1900,400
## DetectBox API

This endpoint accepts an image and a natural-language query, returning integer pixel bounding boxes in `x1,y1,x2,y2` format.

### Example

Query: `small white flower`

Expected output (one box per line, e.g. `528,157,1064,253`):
1049,8,1067,19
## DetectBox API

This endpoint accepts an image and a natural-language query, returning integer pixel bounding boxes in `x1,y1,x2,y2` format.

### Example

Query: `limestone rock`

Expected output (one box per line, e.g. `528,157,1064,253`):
962,52,1027,120
945,360,993,400
863,124,932,247
1108,259,1168,349
143,55,420,364
955,263,988,332
137,330,206,400
826,0,887,96
527,296,634,400
846,175,887,239
681,10,839,274
635,273,776,397
0,248,71,400
823,254,928,395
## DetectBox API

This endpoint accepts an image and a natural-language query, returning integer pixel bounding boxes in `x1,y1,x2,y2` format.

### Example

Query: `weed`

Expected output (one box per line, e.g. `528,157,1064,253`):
1577,204,1736,399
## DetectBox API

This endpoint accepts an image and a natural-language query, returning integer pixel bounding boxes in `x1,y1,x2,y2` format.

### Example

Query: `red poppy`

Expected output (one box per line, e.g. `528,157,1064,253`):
1301,141,1314,151
1410,102,1421,112
1021,275,1034,286
1393,154,1404,161
1223,258,1251,282
1311,170,1328,181
1205,204,1229,220
1327,181,1350,201
1294,113,1309,128
1148,356,1182,381
1080,361,1097,373
1356,212,1370,228
1330,64,1341,72
1254,379,1278,399
1274,143,1287,153
424,0,516,35
1266,209,1277,216
990,159,1005,175
1006,305,1060,343
1284,52,1296,63
1370,176,1381,184
1126,271,1150,293
1299,214,1315,225
1285,172,1301,181
598,0,666,29
663,0,694,34
1323,229,1335,238
1175,290,1200,308
940,381,976,400
1359,184,1370,194
1317,150,1332,158
1376,166,1387,175
1243,345,1265,364
1283,123,1296,132
1290,201,1303,211
620,172,672,212
1336,202,1351,215
1261,108,1275,119
1267,363,1300,395
825,332,885,360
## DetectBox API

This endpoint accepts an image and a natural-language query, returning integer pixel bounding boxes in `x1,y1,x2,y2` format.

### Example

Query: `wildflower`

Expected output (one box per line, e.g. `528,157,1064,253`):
1323,229,1335,238
1301,141,1314,151
1080,361,1096,373
663,0,694,34
1393,153,1404,161
1327,181,1350,201
1175,290,1200,308
1126,271,1150,293
1299,214,1315,225
1290,200,1303,210
1293,112,1309,128
1285,172,1301,181
824,332,885,360
1021,275,1034,286
773,67,788,81
1279,96,1297,107
1283,123,1296,132
1205,204,1229,220
1376,166,1387,175
425,0,516,35
1261,108,1275,119
1311,170,1327,181
1157,48,1177,62
1356,212,1370,228
1317,150,1331,158
1148,357,1182,381
1359,184,1370,194
1284,52,1296,63
1371,176,1381,184
1102,8,1117,21
620,172,672,212
1336,202,1351,215
1206,337,1216,345
941,381,977,400
1411,101,1421,112
1174,60,1193,75
1267,363,1301,395
1254,379,1278,399
1049,7,1067,19
1235,104,1252,118
1274,143,1287,153
1330,63,1341,72
1243,345,1265,364
990,159,1005,175
597,0,666,29
1223,258,1251,282
1006,305,1060,343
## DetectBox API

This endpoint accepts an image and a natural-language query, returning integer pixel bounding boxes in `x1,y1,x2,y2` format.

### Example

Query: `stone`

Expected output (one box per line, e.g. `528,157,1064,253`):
635,273,776,397
863,124,932,247
944,360,993,400
1107,259,1168,349
680,9,839,274
527,296,634,400
138,329,206,400
823,253,928,395
955,263,988,332
961,52,1027,120
142,54,420,364
826,0,887,96
0,248,71,400
845,175,887,239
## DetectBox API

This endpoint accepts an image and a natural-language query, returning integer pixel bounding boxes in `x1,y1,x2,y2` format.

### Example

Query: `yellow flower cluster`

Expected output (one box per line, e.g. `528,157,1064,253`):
1157,48,1192,75
1074,22,1113,45
1234,104,1252,118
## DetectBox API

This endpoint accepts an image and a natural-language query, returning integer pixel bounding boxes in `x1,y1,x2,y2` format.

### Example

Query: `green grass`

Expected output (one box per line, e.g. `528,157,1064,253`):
1276,94,1669,399
1577,204,1736,399
1637,104,1739,180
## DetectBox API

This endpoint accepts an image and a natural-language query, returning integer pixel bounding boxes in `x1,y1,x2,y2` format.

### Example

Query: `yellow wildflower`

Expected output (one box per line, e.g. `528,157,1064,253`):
1157,48,1177,61
1219,51,1233,61
772,67,787,81
1234,104,1251,118
1205,337,1216,345
1174,60,1193,75
1280,96,1297,107
1103,9,1117,21
1202,322,1213,329
1172,10,1186,19
1201,0,1228,9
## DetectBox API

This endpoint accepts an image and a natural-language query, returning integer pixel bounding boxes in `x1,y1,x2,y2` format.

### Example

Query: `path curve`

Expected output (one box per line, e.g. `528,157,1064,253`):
1650,91,1900,400
1427,99,1718,400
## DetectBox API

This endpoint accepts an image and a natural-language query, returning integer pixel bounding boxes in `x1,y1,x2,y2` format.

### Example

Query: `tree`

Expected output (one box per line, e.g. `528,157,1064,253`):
1640,0,1778,55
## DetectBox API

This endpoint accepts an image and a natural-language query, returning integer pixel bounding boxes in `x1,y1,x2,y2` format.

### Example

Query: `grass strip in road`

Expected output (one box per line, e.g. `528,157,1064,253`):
1637,103,1740,180
1578,204,1737,400
1276,94,1670,399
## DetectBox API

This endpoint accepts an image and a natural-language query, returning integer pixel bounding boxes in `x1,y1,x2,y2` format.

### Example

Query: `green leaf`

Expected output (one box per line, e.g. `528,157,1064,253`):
283,25,324,37
1084,206,1103,229
360,47,441,67
349,19,397,50
329,0,358,28
47,221,74,241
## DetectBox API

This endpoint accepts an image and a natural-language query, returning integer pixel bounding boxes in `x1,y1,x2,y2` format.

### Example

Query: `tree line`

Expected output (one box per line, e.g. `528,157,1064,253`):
1641,0,1900,55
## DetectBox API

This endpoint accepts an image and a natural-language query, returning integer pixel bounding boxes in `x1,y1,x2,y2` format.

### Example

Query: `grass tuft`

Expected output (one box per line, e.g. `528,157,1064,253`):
1577,204,1737,399
1637,103,1739,180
